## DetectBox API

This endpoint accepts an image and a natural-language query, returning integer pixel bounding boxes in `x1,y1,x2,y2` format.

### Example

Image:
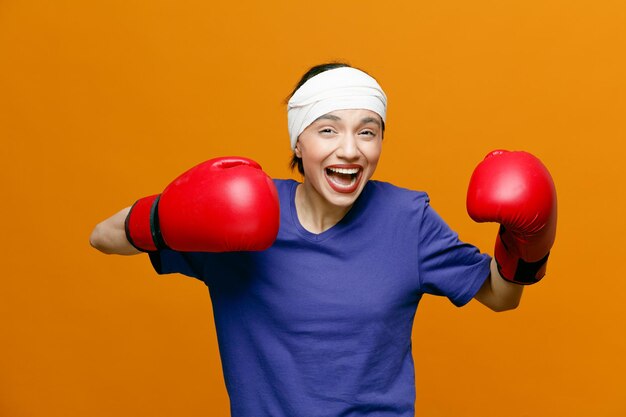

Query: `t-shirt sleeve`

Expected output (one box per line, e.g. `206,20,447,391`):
148,249,210,282
417,200,491,307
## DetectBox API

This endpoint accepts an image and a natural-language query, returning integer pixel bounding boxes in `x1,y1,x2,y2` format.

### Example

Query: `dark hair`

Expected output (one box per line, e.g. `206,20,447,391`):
287,62,351,175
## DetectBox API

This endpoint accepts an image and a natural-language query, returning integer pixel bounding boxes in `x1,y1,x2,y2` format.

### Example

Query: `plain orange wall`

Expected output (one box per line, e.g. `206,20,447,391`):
1,1,625,416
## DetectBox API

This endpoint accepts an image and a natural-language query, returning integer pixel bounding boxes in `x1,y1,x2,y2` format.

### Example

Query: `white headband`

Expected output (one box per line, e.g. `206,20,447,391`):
287,67,387,150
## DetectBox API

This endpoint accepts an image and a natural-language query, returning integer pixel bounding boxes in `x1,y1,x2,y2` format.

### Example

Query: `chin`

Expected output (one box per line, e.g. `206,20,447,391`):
322,184,367,208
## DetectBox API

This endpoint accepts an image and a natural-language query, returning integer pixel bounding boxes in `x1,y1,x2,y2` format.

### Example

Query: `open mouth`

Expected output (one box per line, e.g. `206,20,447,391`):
324,166,362,193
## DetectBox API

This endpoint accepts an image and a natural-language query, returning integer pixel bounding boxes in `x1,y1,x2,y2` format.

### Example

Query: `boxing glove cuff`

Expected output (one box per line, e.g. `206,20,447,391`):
494,226,550,285
125,194,167,252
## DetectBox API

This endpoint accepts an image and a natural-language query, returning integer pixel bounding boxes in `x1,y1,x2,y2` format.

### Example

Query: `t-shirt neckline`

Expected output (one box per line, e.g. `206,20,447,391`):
288,180,370,243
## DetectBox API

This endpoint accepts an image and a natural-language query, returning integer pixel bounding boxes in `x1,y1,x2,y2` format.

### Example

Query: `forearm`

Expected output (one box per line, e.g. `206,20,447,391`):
474,258,523,312
90,207,141,255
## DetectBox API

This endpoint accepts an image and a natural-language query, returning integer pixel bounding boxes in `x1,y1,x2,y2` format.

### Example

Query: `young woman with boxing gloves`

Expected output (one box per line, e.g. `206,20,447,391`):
90,63,557,417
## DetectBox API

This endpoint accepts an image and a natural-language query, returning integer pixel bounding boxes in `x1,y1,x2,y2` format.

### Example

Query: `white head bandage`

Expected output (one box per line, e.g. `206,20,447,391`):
287,67,387,150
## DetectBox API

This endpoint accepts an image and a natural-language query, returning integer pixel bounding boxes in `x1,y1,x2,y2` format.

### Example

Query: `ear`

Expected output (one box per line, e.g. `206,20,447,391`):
294,141,302,158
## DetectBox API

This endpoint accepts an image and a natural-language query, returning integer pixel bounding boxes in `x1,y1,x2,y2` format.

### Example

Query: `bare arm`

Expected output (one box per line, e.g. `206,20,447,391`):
473,258,523,312
89,207,141,255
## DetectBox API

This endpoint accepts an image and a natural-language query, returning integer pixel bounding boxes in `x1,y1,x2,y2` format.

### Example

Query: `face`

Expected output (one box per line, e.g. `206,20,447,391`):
295,109,383,210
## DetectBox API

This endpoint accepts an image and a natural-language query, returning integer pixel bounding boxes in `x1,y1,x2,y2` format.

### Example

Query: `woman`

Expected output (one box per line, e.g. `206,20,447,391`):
91,63,555,416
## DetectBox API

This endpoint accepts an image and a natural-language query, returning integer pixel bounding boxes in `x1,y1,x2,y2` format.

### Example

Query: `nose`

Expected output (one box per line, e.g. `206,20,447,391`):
336,133,359,160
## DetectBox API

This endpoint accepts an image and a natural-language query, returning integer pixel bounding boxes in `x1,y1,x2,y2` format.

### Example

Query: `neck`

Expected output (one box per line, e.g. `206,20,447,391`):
295,182,352,234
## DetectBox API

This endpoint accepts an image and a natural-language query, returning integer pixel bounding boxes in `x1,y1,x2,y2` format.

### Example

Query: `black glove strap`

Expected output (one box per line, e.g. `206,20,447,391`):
512,252,550,285
149,195,169,251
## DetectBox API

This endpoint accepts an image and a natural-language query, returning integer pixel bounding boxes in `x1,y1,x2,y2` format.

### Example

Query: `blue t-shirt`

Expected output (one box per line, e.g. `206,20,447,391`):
149,179,491,417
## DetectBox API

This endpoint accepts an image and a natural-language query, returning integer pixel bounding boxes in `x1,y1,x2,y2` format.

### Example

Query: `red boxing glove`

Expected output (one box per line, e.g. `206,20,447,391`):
125,157,280,252
466,150,557,284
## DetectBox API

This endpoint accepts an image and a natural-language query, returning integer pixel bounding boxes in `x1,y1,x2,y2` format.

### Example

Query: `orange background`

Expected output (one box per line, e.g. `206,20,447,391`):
1,0,625,416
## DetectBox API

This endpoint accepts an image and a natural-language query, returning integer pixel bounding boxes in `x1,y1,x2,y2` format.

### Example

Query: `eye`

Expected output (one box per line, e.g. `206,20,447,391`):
359,129,376,136
319,128,336,134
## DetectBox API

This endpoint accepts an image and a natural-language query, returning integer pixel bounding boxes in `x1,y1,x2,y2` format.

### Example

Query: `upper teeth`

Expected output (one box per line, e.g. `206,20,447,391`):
328,167,359,174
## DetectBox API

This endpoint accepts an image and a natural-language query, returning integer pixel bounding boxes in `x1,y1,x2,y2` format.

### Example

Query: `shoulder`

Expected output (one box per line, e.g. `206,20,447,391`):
354,180,432,223
366,180,430,207
272,178,298,187
271,178,298,196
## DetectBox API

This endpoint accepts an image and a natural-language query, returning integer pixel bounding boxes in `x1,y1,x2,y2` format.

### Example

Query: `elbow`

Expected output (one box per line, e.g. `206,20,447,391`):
89,207,139,256
89,224,111,254
489,298,521,313
89,226,103,252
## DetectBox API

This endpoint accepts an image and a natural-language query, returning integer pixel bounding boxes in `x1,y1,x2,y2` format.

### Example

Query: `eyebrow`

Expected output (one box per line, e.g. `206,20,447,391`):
361,116,382,128
314,114,382,127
